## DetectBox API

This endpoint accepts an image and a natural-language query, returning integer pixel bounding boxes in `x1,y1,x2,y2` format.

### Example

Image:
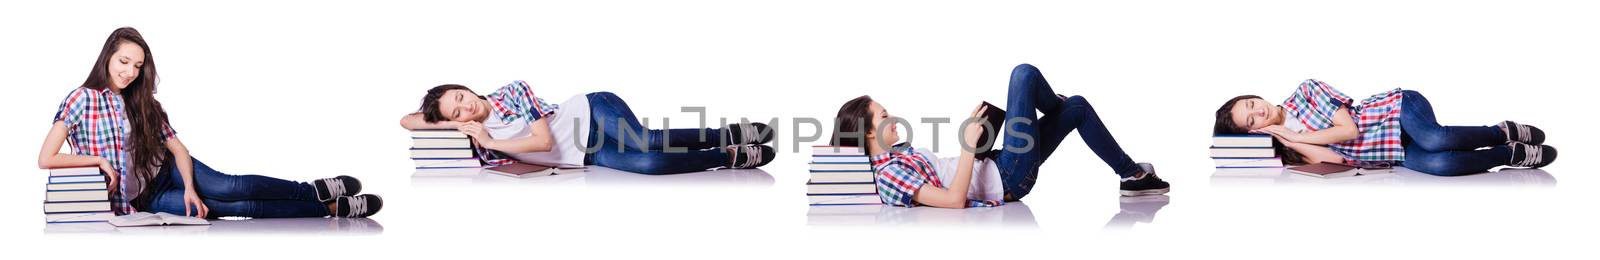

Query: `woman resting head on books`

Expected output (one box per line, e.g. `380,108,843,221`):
38,27,382,218
1212,79,1557,176
398,83,776,175
827,64,1169,209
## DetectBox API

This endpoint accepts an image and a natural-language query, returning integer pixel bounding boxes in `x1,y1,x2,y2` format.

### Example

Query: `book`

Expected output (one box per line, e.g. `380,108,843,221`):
411,129,469,138
47,182,108,191
414,158,483,168
46,211,116,223
44,201,112,214
1287,162,1359,178
1212,134,1273,148
485,162,586,178
1287,162,1396,178
413,167,485,176
1214,157,1285,168
806,182,877,195
809,162,872,172
811,155,870,163
811,146,865,156
809,171,875,183
410,148,476,159
1209,147,1275,158
109,212,210,227
411,138,473,149
1213,167,1286,175
971,101,1008,151
49,175,108,184
46,189,110,202
50,167,103,177
808,194,883,205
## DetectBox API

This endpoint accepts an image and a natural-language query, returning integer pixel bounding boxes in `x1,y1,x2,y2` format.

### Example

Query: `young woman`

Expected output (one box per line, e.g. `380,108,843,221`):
38,27,381,218
829,64,1170,209
399,82,776,175
1213,79,1557,176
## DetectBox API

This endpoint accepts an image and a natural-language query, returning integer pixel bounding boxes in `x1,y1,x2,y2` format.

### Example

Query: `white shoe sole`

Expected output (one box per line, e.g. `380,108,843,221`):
1119,188,1170,197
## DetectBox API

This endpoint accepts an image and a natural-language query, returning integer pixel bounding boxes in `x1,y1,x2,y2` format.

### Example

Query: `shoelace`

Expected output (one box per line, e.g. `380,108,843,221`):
321,177,346,199
727,123,762,145
729,145,762,168
345,196,369,217
1513,144,1544,166
1502,121,1534,143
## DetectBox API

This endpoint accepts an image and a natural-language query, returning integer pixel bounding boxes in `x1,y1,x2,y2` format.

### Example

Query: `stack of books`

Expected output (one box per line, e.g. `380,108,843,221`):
807,146,881,206
1211,134,1283,175
44,167,114,223
411,130,483,176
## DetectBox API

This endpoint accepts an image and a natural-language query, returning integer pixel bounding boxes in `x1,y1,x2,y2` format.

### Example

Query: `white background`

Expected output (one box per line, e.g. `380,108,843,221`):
2,0,1596,259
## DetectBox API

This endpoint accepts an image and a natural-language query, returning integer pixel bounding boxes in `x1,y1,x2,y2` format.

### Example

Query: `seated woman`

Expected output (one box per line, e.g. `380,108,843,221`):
1213,79,1556,176
399,82,776,175
828,64,1169,209
39,27,380,219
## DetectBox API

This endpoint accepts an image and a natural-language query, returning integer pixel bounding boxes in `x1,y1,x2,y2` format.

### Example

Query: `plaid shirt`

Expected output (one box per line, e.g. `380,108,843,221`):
1280,79,1405,163
53,87,176,215
475,80,560,166
870,143,1003,208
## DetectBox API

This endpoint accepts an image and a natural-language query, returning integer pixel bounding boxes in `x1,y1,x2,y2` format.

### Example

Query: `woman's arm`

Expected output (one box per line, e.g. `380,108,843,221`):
38,121,105,169
399,112,463,130
1280,141,1345,164
164,137,208,217
460,117,556,154
911,105,989,208
1264,107,1359,145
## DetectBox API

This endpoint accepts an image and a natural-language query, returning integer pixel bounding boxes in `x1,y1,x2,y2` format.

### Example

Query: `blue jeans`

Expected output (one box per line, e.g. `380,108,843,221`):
1397,90,1510,176
584,92,730,175
142,156,328,218
995,64,1141,200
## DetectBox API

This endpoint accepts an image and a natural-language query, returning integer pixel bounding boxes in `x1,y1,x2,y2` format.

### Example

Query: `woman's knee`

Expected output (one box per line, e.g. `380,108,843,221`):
1404,158,1473,177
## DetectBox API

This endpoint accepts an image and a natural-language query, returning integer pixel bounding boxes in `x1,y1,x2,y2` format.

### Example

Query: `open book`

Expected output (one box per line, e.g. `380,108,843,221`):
109,212,211,227
485,162,587,178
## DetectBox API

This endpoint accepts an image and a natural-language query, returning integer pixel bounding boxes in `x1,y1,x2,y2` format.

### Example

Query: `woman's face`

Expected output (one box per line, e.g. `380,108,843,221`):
107,42,145,91
866,101,900,148
436,89,489,122
1229,98,1277,131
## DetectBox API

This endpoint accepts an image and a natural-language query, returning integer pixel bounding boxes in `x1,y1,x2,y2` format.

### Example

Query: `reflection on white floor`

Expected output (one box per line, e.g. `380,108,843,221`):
1210,167,1556,188
43,217,384,235
1102,195,1170,231
410,167,775,188
807,202,1040,228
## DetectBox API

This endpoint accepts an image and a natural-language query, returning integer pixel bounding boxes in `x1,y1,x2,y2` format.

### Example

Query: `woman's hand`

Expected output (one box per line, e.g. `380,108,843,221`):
97,158,119,193
961,104,990,151
1251,125,1302,143
457,121,492,147
183,188,208,218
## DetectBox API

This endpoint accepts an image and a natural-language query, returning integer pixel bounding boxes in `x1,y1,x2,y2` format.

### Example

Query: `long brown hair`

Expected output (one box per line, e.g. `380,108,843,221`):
1214,95,1306,165
830,95,875,156
81,27,169,191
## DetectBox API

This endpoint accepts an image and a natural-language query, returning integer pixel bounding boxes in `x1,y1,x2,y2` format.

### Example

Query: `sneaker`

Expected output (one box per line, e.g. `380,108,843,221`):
1119,163,1170,196
1508,143,1557,168
334,194,383,218
725,144,776,169
1498,121,1545,145
314,175,362,203
724,122,775,145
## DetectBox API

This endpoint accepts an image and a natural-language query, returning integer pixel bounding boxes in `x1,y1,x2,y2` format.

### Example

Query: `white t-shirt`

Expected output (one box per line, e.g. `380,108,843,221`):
483,94,592,167
913,148,1006,203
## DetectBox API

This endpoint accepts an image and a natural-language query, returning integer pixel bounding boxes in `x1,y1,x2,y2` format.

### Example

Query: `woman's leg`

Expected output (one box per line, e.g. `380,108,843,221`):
994,64,1140,200
586,136,729,175
1399,90,1506,152
148,189,329,218
587,92,731,150
165,157,321,202
1401,143,1510,176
